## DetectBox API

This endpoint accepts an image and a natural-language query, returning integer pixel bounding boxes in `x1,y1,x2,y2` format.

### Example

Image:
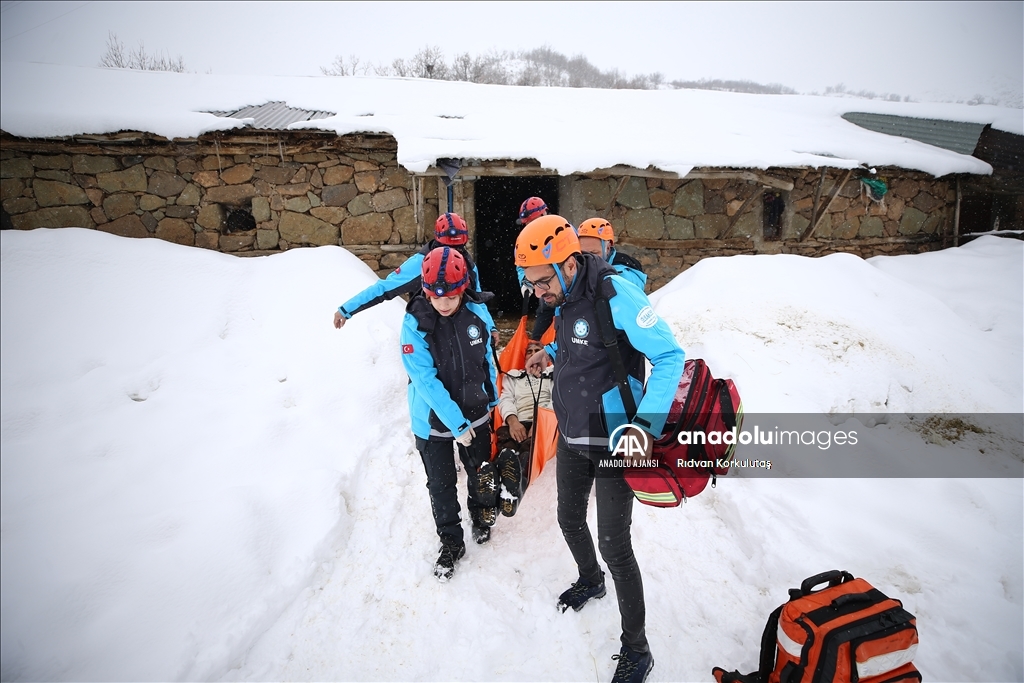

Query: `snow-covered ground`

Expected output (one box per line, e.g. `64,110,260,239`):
1,229,1021,682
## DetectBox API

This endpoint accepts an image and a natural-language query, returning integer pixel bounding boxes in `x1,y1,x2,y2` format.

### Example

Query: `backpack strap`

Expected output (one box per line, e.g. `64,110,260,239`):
594,281,638,419
712,668,765,683
711,601,782,683
756,603,784,678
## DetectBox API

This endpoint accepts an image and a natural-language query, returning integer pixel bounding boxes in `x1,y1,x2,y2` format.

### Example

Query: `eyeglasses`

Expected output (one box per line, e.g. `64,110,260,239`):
525,271,558,291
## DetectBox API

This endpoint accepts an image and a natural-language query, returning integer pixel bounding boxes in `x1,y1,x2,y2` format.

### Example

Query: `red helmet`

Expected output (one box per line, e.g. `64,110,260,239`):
434,212,468,246
421,246,469,298
517,197,548,225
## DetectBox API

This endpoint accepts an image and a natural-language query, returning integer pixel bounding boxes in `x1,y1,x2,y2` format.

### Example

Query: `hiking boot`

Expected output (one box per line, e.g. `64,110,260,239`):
496,448,524,517
557,573,607,612
471,524,491,544
433,540,465,582
471,505,498,529
476,460,500,508
610,646,654,683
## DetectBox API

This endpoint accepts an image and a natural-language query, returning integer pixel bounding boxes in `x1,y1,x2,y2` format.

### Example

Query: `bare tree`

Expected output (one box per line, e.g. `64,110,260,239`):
321,54,368,77
411,46,448,80
388,57,410,78
450,52,473,83
315,44,820,97
99,32,187,73
98,31,130,68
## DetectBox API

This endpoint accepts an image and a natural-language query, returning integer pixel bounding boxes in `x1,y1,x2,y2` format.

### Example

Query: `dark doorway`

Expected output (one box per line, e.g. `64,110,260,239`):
475,176,559,317
960,193,1022,234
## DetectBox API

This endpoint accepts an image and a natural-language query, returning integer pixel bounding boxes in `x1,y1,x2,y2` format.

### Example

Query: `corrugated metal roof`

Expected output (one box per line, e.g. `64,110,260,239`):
842,112,986,155
206,101,334,130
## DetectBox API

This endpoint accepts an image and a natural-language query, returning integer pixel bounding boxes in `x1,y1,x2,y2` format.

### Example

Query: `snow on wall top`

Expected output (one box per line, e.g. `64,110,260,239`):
2,61,1021,178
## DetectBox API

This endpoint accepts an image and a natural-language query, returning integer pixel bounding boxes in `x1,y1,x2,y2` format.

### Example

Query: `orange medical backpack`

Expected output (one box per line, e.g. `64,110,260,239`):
713,570,921,683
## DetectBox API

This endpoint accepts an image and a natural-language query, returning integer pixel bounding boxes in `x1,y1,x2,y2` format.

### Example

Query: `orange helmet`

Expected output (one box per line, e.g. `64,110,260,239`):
577,218,614,244
514,215,579,267
421,246,469,297
434,212,468,246
517,197,548,225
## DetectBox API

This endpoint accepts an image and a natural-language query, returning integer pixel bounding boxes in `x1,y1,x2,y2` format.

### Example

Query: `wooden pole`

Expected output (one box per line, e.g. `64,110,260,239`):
808,168,826,237
719,184,762,239
953,177,962,247
801,168,854,242
415,175,424,243
608,176,630,207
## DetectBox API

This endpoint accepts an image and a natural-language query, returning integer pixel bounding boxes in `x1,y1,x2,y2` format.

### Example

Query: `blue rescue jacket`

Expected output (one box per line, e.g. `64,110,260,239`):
608,248,648,290
401,291,498,441
339,242,481,320
545,253,684,450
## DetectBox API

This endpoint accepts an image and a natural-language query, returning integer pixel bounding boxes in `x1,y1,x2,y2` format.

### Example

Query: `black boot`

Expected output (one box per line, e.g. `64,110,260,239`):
476,460,500,509
471,523,491,544
471,502,494,543
496,448,524,517
433,539,466,582
557,572,607,612
610,646,654,683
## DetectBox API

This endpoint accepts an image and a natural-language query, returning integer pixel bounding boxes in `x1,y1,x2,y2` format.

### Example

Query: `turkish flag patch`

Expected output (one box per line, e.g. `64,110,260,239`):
402,344,414,354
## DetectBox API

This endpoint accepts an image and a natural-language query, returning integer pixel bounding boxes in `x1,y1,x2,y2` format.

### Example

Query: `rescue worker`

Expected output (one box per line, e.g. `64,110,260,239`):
400,247,500,581
334,212,489,335
510,196,558,342
576,218,647,290
515,215,685,683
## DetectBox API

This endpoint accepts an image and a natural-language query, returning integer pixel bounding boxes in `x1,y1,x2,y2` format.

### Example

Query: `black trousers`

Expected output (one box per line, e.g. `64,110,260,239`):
556,439,648,653
415,426,491,546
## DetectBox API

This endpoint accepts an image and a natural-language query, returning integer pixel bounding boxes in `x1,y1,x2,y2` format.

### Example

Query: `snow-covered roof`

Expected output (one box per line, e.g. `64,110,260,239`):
2,61,1021,178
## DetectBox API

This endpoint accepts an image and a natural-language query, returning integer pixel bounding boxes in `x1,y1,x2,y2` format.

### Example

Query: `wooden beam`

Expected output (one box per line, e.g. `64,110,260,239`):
414,163,795,190
417,165,551,177
953,177,962,247
800,168,854,242
686,170,794,192
609,176,631,207
343,244,420,255
719,185,761,239
808,167,826,233
618,237,754,250
415,175,424,243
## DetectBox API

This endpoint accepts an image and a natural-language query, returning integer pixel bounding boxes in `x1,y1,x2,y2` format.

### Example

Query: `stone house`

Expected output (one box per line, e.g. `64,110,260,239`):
2,65,1020,315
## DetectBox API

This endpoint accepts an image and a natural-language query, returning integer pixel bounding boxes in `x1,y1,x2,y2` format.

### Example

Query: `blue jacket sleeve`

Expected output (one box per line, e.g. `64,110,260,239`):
544,312,558,357
400,314,472,438
339,252,425,319
614,264,648,290
606,275,685,437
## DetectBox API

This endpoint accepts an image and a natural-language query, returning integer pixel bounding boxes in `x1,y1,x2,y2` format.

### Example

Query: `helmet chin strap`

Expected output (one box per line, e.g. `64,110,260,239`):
553,257,577,298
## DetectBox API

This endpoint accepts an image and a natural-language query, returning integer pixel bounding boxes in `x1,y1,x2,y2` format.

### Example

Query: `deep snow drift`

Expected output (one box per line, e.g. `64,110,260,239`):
1,229,1021,682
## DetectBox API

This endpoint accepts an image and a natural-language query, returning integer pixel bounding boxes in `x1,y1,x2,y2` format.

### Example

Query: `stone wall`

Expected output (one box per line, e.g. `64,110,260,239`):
2,132,956,291
560,168,954,291
0,133,441,277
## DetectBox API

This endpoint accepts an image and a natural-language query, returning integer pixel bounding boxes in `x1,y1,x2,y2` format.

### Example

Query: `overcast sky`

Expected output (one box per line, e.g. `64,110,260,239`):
1,1,1021,105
